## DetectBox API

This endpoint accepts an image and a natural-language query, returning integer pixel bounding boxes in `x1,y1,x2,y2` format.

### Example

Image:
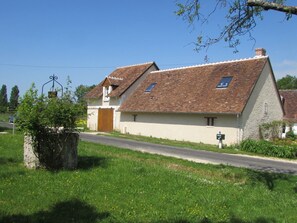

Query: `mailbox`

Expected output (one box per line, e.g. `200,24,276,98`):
216,133,225,140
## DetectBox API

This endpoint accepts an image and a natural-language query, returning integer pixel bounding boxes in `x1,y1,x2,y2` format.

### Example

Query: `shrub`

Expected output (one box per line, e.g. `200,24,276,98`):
286,130,296,140
259,120,284,140
240,139,258,153
239,139,297,159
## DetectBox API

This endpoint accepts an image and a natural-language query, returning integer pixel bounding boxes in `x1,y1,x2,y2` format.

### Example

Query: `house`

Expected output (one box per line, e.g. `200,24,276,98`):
118,49,284,145
85,62,159,131
279,90,297,135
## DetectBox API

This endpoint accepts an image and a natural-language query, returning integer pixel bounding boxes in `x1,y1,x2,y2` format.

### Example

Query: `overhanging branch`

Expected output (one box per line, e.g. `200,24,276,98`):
247,0,297,15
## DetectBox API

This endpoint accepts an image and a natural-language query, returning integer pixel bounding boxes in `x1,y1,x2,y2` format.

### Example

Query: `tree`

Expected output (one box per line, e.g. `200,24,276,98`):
75,84,95,103
0,85,8,113
74,84,95,111
276,75,297,89
176,0,297,52
9,85,20,111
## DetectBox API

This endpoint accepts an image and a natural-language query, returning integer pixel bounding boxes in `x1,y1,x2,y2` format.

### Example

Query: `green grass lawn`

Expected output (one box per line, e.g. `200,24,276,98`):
1,131,297,223
0,113,10,122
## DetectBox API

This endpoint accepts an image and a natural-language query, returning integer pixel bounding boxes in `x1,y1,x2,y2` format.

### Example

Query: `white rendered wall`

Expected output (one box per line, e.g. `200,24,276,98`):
241,62,284,140
293,124,297,135
87,98,102,131
120,112,239,145
87,108,98,131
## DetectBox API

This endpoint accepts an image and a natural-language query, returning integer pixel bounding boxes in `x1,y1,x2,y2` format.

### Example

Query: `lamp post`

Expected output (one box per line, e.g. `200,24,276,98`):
41,74,63,98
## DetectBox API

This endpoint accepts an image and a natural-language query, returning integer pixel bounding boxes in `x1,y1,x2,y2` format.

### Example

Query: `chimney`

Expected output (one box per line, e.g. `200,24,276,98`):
255,48,266,57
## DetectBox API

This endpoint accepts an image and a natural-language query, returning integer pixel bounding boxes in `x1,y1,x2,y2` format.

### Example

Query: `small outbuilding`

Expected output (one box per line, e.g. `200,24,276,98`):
85,62,159,131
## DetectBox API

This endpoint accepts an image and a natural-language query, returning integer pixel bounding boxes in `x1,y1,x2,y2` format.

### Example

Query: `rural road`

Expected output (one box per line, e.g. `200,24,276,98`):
79,132,297,175
1,122,297,175
0,122,14,129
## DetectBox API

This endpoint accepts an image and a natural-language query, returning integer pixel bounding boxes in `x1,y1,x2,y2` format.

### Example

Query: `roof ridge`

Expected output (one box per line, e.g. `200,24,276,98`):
117,61,154,69
151,56,268,73
108,76,123,80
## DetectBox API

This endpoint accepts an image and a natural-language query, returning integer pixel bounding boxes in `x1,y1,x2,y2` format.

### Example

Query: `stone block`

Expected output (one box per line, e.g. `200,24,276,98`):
24,133,79,170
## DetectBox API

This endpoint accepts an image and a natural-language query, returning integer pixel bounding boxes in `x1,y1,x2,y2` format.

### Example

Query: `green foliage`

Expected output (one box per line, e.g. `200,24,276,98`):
1,133,297,222
9,85,19,111
75,84,95,104
286,130,296,140
17,84,83,134
0,84,8,113
259,120,284,140
16,84,83,169
239,139,297,158
277,75,297,89
0,113,10,122
74,84,95,113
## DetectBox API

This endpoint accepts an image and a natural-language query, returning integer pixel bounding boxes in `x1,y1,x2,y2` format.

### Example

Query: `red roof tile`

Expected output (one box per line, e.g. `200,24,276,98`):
84,80,104,99
119,57,269,114
279,90,297,121
85,62,157,99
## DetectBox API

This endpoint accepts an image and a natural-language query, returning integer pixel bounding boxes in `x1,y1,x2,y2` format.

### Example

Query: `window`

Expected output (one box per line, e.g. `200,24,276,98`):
133,114,137,122
216,76,233,88
205,117,216,126
264,103,268,115
145,83,157,92
103,86,110,102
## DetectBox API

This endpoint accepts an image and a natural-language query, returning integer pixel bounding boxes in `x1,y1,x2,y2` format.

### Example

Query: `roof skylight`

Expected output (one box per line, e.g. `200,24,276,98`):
145,83,157,92
216,76,233,88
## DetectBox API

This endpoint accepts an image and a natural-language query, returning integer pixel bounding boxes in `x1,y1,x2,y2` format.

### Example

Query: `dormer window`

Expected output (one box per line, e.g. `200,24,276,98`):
145,83,157,92
216,76,233,88
103,86,111,102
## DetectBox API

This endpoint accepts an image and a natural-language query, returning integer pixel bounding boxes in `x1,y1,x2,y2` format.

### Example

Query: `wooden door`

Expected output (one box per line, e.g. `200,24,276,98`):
98,108,114,132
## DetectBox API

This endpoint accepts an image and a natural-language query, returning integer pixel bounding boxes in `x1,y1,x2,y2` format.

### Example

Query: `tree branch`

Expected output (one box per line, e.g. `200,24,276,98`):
247,0,297,15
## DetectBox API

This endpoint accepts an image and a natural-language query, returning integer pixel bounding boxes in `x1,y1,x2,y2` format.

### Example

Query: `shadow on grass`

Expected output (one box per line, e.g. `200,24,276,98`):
0,199,110,223
77,156,109,170
0,157,19,165
246,169,291,191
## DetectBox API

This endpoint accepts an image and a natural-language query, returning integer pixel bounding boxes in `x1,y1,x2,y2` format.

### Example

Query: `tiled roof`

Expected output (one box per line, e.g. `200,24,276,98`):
102,76,123,87
119,57,269,114
85,62,157,99
84,80,104,99
279,90,297,121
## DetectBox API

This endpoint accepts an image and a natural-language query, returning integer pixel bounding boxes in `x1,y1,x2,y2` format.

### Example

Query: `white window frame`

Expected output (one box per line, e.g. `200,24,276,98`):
103,86,111,102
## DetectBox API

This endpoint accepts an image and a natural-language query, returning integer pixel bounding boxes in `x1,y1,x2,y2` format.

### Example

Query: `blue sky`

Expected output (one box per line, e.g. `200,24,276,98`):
0,0,296,96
